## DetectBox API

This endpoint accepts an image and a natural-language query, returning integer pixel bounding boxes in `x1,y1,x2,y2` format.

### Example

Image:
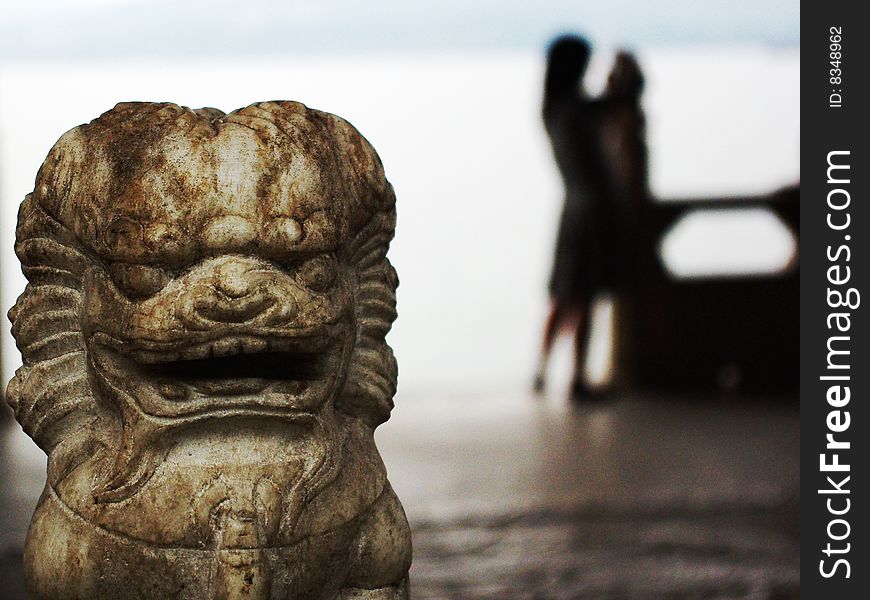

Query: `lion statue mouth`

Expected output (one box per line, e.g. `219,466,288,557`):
90,326,351,419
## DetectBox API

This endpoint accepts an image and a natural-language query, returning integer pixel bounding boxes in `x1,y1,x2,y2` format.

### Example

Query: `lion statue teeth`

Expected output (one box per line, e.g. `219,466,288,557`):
7,101,411,599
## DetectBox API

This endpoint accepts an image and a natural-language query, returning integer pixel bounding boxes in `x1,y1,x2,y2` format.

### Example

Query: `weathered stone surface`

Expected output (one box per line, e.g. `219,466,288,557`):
6,101,411,599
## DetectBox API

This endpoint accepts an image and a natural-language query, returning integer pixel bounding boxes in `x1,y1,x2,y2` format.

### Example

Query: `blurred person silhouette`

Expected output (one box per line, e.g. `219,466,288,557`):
534,35,798,401
534,35,646,402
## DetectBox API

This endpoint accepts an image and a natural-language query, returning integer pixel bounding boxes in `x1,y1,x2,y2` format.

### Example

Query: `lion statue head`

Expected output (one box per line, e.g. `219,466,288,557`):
7,101,399,512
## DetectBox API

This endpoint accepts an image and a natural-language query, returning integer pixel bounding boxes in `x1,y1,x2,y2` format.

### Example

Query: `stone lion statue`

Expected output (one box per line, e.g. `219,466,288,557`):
7,101,411,599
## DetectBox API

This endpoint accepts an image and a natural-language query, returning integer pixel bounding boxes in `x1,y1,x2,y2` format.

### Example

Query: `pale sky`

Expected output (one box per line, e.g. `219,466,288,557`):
1,0,799,61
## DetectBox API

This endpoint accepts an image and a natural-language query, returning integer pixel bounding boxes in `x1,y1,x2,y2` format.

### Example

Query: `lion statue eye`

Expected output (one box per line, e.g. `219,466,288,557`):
109,263,171,299
295,255,338,292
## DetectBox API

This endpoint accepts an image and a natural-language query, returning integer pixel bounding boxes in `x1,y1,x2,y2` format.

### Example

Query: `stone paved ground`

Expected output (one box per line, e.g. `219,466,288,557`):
1,393,798,599
385,393,799,599
409,503,798,599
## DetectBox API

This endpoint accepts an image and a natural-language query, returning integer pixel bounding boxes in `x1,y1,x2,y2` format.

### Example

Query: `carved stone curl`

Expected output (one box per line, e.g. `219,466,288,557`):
7,101,411,599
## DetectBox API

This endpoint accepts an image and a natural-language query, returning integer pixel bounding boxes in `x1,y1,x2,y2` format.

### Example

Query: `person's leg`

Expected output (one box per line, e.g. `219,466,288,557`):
533,301,564,394
569,298,593,402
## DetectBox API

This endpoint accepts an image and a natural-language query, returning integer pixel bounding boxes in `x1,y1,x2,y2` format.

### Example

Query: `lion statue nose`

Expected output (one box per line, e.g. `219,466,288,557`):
213,260,262,300
197,292,276,324
178,257,297,328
